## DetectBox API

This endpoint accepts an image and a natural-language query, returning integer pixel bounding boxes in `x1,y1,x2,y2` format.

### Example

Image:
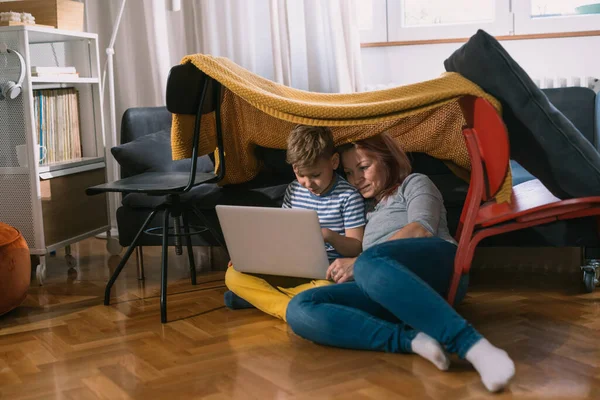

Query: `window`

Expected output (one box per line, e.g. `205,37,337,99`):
531,0,598,17
514,0,600,34
357,0,388,43
358,0,600,44
387,0,511,41
403,0,495,26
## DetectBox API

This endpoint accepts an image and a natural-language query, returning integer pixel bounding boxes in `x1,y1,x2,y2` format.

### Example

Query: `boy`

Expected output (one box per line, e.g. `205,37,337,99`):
224,125,366,318
282,125,365,259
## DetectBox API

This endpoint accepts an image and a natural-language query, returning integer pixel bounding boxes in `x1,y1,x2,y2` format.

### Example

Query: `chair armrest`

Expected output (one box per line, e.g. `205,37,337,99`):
543,87,597,149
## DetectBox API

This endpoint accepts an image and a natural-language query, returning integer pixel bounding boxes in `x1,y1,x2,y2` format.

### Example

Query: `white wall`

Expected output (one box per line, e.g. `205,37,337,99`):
361,35,600,88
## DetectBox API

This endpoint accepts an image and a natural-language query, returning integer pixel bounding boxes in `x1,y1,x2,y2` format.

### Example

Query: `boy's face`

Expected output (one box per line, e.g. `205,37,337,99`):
293,154,340,196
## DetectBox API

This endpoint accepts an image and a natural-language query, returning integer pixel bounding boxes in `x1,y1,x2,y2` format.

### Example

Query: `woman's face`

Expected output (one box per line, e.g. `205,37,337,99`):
341,147,387,200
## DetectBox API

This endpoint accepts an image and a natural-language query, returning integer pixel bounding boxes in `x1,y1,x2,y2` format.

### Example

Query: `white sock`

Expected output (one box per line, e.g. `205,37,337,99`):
465,338,515,392
411,332,450,371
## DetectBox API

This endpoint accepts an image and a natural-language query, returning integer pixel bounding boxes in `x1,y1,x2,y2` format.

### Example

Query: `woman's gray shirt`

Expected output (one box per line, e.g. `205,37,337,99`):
362,173,457,250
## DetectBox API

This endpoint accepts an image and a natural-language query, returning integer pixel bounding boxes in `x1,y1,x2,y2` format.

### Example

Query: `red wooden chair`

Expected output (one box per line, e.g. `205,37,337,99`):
447,96,600,305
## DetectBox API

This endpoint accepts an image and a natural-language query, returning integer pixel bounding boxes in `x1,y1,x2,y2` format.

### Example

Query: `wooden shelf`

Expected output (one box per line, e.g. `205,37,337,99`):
31,77,99,84
38,156,105,174
0,25,96,43
0,25,107,258
0,157,105,177
41,168,109,247
0,22,54,28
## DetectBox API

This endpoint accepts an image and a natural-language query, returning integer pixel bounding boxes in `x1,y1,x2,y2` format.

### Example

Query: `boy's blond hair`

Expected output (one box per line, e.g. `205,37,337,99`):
286,125,335,168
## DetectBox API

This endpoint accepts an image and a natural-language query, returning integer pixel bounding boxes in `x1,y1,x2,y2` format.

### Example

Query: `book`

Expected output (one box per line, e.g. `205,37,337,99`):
31,72,80,79
31,66,77,74
33,88,82,165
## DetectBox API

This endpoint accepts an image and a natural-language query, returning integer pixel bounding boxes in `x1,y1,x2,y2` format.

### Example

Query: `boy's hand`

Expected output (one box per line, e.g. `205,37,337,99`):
321,227,363,257
321,228,333,242
327,257,356,283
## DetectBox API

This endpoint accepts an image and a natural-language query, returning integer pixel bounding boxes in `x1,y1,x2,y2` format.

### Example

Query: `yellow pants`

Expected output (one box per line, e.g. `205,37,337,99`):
224,264,333,321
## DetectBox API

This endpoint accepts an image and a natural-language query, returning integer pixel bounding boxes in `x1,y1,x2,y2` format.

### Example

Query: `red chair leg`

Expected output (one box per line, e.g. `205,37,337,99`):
448,256,466,306
448,239,478,306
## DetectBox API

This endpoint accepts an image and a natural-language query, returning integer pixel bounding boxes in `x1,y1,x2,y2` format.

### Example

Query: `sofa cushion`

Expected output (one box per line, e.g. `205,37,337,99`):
169,158,214,173
120,107,172,144
111,129,214,177
255,147,296,182
408,152,454,176
444,29,600,199
112,129,172,176
510,160,535,186
255,146,348,181
542,87,597,146
122,181,288,210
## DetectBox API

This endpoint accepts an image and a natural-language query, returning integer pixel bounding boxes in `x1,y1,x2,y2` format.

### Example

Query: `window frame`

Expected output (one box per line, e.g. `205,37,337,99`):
513,0,600,35
359,0,600,45
357,0,388,43
386,0,512,42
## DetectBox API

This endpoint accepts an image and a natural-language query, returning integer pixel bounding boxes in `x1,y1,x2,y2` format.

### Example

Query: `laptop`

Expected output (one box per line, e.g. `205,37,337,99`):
215,205,330,279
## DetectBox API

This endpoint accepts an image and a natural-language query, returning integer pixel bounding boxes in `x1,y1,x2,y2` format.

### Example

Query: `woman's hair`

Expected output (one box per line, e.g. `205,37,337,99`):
339,132,412,200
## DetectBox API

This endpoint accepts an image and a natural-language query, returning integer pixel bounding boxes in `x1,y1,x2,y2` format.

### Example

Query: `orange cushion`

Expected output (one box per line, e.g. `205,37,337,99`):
0,222,31,316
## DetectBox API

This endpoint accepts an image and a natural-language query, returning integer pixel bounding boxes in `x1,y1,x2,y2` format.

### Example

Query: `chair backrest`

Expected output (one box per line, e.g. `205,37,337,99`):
166,63,221,116
165,62,226,188
459,96,510,202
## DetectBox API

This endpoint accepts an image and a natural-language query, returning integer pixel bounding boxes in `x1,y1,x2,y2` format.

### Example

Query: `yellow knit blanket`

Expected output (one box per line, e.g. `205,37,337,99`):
171,54,511,203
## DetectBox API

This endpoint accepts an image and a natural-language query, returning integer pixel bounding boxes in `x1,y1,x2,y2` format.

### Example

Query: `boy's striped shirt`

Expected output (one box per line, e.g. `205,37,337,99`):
282,175,365,259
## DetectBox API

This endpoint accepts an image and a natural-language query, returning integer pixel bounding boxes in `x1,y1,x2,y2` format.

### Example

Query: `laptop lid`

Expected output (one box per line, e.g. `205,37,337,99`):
216,205,330,279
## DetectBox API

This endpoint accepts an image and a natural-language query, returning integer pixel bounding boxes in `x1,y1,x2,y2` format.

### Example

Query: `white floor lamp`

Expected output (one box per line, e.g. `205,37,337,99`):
100,0,180,245
102,0,127,242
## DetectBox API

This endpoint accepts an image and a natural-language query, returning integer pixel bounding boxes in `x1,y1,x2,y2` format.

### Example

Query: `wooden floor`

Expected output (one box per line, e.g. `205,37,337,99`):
0,239,599,400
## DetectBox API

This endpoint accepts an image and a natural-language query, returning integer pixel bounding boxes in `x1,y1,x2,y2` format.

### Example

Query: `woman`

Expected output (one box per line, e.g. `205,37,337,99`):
286,133,515,393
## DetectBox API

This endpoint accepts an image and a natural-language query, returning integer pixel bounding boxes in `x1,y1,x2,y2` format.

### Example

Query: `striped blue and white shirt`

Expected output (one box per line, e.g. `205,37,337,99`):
282,175,366,259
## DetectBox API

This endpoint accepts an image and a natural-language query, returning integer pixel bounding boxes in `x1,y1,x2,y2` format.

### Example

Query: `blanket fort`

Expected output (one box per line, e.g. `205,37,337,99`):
170,54,511,203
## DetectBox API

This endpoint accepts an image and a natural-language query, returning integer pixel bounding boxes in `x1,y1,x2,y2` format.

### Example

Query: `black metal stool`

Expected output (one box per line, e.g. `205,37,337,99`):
87,65,226,323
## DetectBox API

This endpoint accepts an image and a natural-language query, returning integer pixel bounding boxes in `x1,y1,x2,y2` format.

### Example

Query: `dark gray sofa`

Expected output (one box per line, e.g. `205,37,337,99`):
113,86,600,264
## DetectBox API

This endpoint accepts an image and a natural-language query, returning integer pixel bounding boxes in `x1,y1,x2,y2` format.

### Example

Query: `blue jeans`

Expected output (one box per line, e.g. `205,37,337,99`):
286,237,482,358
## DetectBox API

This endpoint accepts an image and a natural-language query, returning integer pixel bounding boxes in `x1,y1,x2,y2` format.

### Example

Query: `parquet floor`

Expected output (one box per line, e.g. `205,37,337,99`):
0,239,599,399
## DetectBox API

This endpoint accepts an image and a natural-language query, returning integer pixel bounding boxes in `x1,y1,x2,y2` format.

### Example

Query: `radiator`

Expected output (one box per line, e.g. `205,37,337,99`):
533,76,600,92
365,76,600,93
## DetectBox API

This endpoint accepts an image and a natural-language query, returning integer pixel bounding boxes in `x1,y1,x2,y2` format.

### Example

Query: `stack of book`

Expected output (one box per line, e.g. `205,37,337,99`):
33,88,82,164
31,66,79,79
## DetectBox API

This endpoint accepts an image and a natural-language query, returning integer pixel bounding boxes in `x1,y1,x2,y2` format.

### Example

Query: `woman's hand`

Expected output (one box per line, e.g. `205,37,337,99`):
327,257,357,283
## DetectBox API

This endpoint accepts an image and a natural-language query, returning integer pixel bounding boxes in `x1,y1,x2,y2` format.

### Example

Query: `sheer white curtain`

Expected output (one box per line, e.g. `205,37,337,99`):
166,0,276,82
85,0,363,119
270,0,363,93
84,0,175,232
83,0,173,121
167,0,363,92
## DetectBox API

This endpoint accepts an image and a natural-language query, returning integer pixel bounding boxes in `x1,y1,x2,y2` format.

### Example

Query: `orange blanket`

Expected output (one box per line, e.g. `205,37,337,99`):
170,54,511,203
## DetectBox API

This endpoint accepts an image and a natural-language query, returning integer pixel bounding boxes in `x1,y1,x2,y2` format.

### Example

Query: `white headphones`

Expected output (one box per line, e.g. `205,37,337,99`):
1,48,25,100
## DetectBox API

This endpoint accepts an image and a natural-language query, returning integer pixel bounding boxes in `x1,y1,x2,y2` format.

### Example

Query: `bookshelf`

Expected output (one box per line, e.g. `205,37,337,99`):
31,76,99,84
0,25,116,284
